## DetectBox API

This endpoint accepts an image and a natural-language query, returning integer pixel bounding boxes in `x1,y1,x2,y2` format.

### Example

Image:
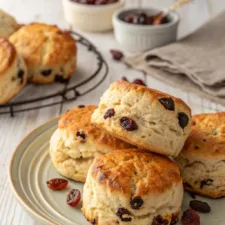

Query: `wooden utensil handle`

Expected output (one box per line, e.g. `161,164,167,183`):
167,0,192,13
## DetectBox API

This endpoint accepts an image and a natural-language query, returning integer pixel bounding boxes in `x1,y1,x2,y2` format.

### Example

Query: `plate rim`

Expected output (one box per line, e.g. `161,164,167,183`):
8,116,59,225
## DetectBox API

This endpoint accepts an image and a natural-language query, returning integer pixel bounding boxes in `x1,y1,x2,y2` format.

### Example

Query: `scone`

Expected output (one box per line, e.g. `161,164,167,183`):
0,9,19,38
82,149,183,225
9,23,77,84
49,105,133,183
176,112,225,198
91,81,192,157
0,38,27,104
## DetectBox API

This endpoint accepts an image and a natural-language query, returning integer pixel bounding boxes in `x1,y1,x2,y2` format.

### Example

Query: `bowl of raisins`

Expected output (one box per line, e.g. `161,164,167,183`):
113,8,180,52
63,0,125,32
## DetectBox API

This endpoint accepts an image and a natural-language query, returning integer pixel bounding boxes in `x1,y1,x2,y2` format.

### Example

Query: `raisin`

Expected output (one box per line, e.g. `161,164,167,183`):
203,139,206,142
178,112,189,129
78,105,85,108
41,69,52,76
122,76,128,81
130,197,144,210
195,146,199,150
116,208,132,222
123,15,134,23
171,214,178,225
104,109,115,119
110,49,124,61
152,215,169,225
91,219,96,225
181,209,200,225
55,75,69,84
133,13,148,25
200,179,213,189
120,117,138,131
133,79,146,86
158,97,175,111
190,200,211,213
17,69,24,84
46,178,68,191
76,131,86,140
67,189,81,207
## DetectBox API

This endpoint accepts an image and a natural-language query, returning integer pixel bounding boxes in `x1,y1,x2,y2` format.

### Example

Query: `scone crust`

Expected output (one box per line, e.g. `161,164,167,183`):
0,38,16,74
82,149,183,225
92,81,192,157
49,105,133,182
10,23,77,83
176,113,225,198
180,112,225,160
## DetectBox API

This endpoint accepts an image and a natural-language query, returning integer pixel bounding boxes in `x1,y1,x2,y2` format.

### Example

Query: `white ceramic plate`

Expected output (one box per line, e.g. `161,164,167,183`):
9,118,225,225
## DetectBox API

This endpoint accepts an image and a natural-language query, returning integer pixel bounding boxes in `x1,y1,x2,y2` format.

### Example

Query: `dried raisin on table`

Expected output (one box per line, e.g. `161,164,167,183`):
46,178,68,191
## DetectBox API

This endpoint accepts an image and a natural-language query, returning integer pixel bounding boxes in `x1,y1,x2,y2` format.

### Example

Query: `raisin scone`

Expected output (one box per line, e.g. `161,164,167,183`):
9,23,77,84
176,113,225,198
82,149,183,225
0,38,27,104
0,9,20,38
49,105,133,183
91,81,192,157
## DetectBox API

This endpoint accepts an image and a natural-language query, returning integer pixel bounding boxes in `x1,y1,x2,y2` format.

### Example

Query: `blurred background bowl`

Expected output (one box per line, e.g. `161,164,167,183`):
63,0,125,32
113,8,180,52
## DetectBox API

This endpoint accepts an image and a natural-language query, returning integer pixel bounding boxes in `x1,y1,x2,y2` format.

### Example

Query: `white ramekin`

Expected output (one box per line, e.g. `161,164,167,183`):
113,8,180,52
63,0,125,32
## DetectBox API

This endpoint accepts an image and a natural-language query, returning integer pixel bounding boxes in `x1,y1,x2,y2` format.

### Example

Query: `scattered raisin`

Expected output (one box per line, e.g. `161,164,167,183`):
78,105,85,108
67,189,81,207
120,117,138,131
122,76,128,81
17,69,24,84
152,215,169,225
130,197,144,210
133,79,146,86
181,209,200,225
46,178,68,191
178,112,189,129
116,208,132,222
203,139,206,142
110,49,124,61
76,131,86,140
55,75,69,84
190,200,211,213
158,97,175,111
200,179,213,189
104,109,115,119
195,146,199,150
41,69,52,76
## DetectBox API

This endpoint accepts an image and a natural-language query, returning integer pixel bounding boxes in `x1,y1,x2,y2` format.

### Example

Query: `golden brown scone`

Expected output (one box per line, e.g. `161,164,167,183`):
9,23,77,84
49,105,133,183
91,81,192,157
176,112,225,198
82,149,183,225
0,9,20,38
0,38,27,104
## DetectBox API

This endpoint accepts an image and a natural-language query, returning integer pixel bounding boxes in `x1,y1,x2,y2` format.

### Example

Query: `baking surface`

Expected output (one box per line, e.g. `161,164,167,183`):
1,0,225,224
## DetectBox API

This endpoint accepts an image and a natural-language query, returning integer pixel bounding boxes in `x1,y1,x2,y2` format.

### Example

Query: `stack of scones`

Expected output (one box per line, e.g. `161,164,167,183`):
49,80,224,225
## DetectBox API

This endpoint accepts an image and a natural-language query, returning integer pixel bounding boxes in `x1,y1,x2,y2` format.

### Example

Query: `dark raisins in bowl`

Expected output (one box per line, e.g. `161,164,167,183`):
133,13,148,25
41,69,52,76
104,109,115,119
181,209,200,225
116,208,132,222
130,197,143,210
158,97,175,111
152,215,168,225
120,117,138,131
189,200,211,213
178,112,189,129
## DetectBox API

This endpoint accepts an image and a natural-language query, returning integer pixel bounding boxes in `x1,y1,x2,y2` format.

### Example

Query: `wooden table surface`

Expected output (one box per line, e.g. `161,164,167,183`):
0,0,225,224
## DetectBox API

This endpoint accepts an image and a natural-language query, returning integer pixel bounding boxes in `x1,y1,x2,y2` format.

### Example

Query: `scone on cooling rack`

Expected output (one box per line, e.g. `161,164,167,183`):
91,81,192,157
82,149,183,225
9,23,77,84
0,38,27,104
49,105,133,183
0,9,20,38
176,112,225,198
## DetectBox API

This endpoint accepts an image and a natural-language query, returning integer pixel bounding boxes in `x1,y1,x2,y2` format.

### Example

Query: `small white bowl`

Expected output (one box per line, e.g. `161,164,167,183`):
113,8,180,52
63,0,125,32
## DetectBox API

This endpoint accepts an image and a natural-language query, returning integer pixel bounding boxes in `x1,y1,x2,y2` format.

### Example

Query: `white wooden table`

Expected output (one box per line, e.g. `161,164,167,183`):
0,0,225,224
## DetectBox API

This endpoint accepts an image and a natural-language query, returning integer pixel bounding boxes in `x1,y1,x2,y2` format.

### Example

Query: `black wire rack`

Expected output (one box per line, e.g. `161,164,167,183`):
0,31,109,117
